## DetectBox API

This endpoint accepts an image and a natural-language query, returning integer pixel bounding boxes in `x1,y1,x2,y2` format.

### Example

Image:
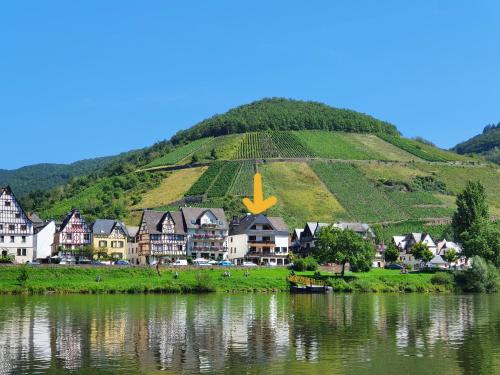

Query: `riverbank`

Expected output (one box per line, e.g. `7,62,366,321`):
0,266,455,294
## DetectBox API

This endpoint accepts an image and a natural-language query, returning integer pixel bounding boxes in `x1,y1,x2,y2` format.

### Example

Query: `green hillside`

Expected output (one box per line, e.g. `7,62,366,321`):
453,124,500,164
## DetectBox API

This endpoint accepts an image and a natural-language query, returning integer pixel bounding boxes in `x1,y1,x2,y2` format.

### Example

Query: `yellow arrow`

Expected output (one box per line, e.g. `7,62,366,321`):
243,172,277,214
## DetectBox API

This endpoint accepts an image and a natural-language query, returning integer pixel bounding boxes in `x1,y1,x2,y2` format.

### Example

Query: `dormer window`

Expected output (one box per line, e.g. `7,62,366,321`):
75,213,81,219
15,213,20,219
5,201,11,207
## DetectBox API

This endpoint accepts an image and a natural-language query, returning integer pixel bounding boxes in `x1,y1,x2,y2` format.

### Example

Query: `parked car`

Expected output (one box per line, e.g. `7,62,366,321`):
59,257,76,265
242,261,257,267
218,260,233,267
172,259,188,266
26,260,41,265
385,263,404,270
114,260,130,266
77,259,92,265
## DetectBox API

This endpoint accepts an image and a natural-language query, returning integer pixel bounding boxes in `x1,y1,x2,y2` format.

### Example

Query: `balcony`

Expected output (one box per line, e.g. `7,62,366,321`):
248,240,275,247
247,251,288,257
193,245,227,252
192,234,225,240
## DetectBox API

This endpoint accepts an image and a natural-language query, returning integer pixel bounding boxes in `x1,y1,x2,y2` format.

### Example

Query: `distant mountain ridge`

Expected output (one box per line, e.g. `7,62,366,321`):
452,123,500,164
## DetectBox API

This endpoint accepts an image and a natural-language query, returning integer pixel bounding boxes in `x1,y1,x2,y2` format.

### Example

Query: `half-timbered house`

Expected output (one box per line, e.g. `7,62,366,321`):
92,219,129,259
55,209,92,253
137,210,187,265
0,186,34,263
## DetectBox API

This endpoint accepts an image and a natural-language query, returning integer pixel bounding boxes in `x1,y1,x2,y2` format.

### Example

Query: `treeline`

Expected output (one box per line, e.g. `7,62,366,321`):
171,98,400,143
453,123,500,164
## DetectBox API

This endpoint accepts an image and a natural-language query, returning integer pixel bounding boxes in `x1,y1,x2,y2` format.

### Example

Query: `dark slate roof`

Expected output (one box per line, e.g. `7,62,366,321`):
60,209,84,232
126,225,139,238
28,212,44,225
93,219,129,236
141,210,186,234
181,207,228,230
229,214,288,236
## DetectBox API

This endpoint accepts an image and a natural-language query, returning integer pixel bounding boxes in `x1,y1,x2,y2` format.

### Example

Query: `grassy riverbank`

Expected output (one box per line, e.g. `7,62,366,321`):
0,266,455,294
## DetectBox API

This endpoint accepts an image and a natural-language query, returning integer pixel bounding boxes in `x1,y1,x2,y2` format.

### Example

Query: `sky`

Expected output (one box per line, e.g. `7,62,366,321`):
1,1,499,169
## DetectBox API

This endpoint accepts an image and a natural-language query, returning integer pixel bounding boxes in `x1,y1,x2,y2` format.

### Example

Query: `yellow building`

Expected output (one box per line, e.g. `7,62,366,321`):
92,219,128,259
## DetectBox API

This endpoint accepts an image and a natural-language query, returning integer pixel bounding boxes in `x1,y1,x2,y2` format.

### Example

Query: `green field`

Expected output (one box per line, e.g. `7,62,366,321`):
145,138,213,168
372,220,452,244
188,134,244,162
377,135,461,162
0,266,454,295
310,161,406,222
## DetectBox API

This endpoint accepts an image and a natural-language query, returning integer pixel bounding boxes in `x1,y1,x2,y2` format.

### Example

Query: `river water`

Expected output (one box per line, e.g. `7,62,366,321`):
0,293,498,374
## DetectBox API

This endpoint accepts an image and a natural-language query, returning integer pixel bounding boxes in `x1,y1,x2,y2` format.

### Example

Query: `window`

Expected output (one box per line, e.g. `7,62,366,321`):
99,240,107,248
83,234,90,241
66,233,72,240
119,241,124,247
17,248,21,256
73,224,82,230
21,236,26,243
9,225,15,231
0,236,3,243
20,225,27,231
75,213,81,219
0,224,3,230
22,249,26,256
15,213,20,219
5,201,10,207
10,236,14,243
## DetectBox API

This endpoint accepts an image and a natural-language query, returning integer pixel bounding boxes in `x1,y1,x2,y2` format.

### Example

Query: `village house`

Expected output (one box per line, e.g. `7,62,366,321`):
0,186,34,263
55,209,92,254
392,233,437,269
295,221,375,256
30,213,56,261
228,214,289,266
137,210,187,265
92,219,129,259
436,239,469,269
126,225,139,265
181,207,228,261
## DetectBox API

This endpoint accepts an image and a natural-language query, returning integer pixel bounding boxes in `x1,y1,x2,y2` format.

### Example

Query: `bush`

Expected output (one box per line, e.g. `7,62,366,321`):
430,272,455,286
17,265,29,286
460,256,499,293
292,256,318,271
326,278,354,292
194,272,215,292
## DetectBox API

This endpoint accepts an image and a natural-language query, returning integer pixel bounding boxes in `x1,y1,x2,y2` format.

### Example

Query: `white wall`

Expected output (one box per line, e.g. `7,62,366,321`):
227,234,248,262
275,235,289,250
34,221,56,260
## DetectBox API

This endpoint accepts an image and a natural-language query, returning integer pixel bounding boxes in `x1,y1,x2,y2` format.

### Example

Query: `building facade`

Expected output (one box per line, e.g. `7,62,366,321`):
181,207,228,260
0,186,34,263
55,209,92,253
92,219,129,259
137,210,187,265
33,220,56,260
392,233,437,269
126,225,139,265
228,214,289,265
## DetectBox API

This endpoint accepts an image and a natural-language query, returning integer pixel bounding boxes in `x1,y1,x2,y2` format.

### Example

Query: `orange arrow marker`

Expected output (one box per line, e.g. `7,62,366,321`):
243,172,277,214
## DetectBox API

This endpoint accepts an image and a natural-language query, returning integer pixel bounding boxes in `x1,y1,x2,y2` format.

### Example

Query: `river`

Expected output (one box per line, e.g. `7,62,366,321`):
0,294,498,374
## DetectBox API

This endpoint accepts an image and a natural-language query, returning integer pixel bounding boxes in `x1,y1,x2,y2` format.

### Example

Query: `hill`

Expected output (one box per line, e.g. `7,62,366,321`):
171,97,400,143
453,123,500,164
5,97,496,239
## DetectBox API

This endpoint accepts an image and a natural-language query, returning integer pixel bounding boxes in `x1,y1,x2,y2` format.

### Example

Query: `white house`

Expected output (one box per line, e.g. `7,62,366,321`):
392,233,437,269
436,239,470,269
181,207,228,260
0,186,34,263
33,220,56,261
228,214,289,266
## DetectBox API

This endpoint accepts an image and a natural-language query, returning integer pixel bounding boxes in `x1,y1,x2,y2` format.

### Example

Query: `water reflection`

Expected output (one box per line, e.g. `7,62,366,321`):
0,294,498,374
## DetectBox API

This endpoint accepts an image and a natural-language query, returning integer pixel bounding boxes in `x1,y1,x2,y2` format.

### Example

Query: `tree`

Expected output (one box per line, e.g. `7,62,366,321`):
316,227,375,277
210,148,218,160
452,181,489,241
461,220,500,267
443,249,459,267
384,243,400,264
411,242,433,267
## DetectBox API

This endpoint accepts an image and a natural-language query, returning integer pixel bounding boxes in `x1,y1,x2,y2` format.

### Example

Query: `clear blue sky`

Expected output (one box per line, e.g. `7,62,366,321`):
1,1,499,169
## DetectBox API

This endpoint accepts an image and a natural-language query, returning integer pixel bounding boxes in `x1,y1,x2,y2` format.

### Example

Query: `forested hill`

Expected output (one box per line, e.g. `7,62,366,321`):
453,123,500,164
171,98,400,143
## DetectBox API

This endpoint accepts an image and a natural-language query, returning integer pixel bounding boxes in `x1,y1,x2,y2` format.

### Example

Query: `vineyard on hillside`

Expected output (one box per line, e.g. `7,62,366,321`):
377,135,448,162
269,132,315,157
145,138,213,168
185,162,224,196
206,162,241,198
230,161,256,196
310,161,406,222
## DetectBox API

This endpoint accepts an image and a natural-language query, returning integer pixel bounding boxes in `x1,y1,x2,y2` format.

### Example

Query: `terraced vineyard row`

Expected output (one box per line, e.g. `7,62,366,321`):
235,133,280,159
230,161,256,196
145,138,213,168
310,161,406,222
269,132,315,157
184,162,224,196
207,162,241,198
377,135,448,162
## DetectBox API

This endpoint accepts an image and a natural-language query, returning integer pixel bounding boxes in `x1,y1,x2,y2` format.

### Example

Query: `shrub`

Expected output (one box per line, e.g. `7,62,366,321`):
17,265,29,286
460,256,499,293
194,272,215,292
292,256,318,271
327,278,354,292
430,272,455,286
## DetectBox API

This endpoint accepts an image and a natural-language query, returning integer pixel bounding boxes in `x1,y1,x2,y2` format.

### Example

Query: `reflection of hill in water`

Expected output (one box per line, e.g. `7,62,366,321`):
0,294,498,374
